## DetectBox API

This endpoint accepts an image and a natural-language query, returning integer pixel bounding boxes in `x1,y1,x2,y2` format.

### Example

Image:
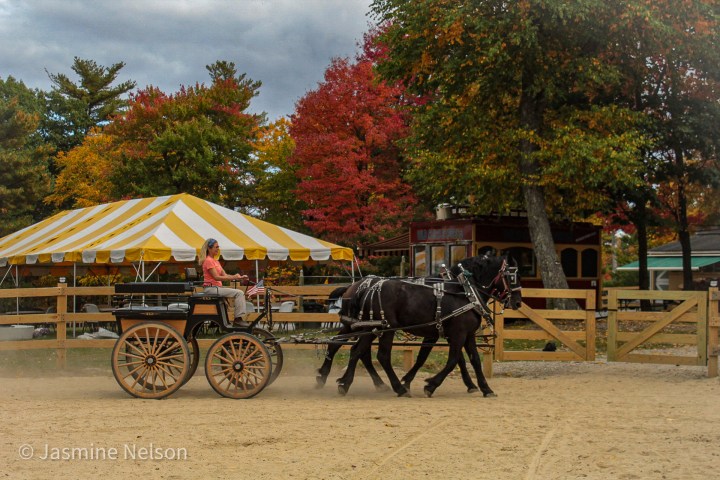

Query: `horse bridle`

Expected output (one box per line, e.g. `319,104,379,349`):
481,259,521,309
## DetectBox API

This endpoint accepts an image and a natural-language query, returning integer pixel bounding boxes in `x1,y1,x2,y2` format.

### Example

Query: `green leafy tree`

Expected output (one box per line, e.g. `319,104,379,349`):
42,57,136,155
108,61,264,207
604,0,720,290
371,0,649,292
0,77,51,236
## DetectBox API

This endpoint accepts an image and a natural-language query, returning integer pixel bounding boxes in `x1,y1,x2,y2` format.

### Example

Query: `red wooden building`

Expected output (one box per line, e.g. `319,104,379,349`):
362,210,603,299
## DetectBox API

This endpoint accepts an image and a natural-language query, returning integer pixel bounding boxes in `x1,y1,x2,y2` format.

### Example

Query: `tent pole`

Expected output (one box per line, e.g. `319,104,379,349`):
254,259,260,308
132,262,141,282
0,266,13,287
72,263,77,338
354,254,363,278
15,265,19,314
145,261,162,279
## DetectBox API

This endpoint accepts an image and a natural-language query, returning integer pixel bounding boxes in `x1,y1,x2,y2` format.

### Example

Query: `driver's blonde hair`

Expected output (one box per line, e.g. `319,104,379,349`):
198,238,217,266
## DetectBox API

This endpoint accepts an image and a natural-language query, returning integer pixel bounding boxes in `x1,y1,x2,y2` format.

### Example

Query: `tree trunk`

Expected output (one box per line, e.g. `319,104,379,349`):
523,184,570,292
636,200,652,311
518,68,572,308
636,202,650,291
674,147,693,290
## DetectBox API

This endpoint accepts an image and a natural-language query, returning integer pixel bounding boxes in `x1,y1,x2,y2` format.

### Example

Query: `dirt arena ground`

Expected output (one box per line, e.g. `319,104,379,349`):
1,354,719,480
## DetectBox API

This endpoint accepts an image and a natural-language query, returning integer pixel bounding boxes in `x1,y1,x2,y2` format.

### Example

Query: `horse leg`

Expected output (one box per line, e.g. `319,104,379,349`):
359,348,389,392
423,339,462,398
316,340,343,388
400,334,438,390
464,335,495,397
316,324,352,388
336,334,373,395
456,349,480,393
375,333,411,397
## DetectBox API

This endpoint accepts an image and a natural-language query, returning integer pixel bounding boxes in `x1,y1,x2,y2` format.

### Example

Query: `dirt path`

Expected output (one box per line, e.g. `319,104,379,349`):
1,359,719,479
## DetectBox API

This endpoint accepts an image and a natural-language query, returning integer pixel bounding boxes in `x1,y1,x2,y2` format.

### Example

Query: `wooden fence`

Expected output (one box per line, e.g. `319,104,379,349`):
606,288,718,376
494,287,597,362
1,284,718,377
0,284,439,372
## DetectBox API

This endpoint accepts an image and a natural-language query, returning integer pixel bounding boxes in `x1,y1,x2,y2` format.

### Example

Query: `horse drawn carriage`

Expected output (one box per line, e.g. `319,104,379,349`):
110,274,283,400
109,255,521,400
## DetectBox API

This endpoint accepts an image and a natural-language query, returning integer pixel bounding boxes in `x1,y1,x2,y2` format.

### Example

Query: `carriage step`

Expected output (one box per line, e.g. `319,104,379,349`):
350,320,385,330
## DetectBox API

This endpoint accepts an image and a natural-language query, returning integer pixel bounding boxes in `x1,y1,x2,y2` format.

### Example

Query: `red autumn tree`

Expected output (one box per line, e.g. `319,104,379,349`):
289,35,418,246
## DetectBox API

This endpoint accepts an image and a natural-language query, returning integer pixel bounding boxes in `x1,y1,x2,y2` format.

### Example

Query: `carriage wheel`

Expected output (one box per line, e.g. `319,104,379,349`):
205,332,272,399
121,339,194,387
111,322,190,399
252,327,284,385
183,336,200,385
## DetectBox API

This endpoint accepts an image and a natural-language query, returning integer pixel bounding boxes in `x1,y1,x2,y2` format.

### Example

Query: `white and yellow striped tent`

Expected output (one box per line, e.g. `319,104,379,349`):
0,193,353,267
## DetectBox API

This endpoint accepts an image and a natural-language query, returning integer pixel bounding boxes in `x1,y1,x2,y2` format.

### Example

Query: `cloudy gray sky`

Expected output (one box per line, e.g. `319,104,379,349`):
0,0,374,121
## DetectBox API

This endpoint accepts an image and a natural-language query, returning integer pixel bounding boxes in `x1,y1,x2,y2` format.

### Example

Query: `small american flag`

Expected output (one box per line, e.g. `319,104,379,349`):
246,280,265,297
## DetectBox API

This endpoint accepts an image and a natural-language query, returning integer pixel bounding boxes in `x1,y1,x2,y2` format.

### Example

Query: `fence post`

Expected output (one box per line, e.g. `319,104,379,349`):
403,348,414,372
492,301,504,362
708,286,719,378
606,289,618,362
56,282,67,369
585,290,596,361
484,310,498,378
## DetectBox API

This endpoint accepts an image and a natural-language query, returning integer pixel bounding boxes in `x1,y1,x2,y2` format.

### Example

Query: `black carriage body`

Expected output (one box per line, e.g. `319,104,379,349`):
110,282,280,400
112,282,231,338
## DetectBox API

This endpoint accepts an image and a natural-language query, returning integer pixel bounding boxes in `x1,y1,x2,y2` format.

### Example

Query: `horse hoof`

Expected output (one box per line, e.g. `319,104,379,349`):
397,389,411,398
315,376,327,389
467,387,480,394
374,383,391,392
401,382,412,391
337,384,348,396
483,391,497,398
423,386,434,398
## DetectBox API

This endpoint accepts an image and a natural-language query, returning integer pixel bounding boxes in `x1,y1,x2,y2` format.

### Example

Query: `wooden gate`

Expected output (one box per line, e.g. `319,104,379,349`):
606,290,708,366
494,288,597,362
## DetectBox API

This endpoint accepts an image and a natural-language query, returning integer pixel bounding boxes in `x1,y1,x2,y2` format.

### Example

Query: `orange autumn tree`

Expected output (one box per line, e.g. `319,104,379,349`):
46,128,118,208
250,117,304,231
289,34,419,246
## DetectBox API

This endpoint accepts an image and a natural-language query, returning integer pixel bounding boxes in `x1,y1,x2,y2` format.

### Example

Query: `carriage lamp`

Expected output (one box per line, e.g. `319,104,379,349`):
59,277,66,284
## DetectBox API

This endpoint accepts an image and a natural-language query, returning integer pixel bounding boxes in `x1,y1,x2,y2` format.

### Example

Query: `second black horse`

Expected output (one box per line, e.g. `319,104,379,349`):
325,254,521,397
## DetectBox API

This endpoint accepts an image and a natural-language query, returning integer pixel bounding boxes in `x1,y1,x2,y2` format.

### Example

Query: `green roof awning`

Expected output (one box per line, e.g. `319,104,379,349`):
618,256,720,271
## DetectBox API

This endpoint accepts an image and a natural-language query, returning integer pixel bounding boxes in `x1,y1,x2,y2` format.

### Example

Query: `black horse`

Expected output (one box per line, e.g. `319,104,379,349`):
317,280,482,393
328,255,521,397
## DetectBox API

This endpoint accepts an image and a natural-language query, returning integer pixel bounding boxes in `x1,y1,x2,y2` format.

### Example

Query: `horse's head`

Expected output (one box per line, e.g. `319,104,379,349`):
452,254,522,310
503,257,523,310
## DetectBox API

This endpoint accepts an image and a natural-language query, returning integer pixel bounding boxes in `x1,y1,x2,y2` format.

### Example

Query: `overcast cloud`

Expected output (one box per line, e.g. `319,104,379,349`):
0,0,374,120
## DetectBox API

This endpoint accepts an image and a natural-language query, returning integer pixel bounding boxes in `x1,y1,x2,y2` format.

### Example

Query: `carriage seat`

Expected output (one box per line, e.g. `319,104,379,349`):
184,267,223,299
114,282,191,294
112,282,192,318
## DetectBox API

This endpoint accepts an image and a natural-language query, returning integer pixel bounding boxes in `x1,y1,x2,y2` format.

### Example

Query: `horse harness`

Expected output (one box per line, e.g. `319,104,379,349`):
339,265,502,339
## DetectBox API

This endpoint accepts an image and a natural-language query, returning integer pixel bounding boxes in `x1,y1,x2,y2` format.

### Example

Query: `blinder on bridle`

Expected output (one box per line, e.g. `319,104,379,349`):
487,260,521,309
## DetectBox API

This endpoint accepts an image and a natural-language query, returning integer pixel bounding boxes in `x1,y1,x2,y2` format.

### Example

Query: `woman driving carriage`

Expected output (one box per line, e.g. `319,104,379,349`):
199,238,250,327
